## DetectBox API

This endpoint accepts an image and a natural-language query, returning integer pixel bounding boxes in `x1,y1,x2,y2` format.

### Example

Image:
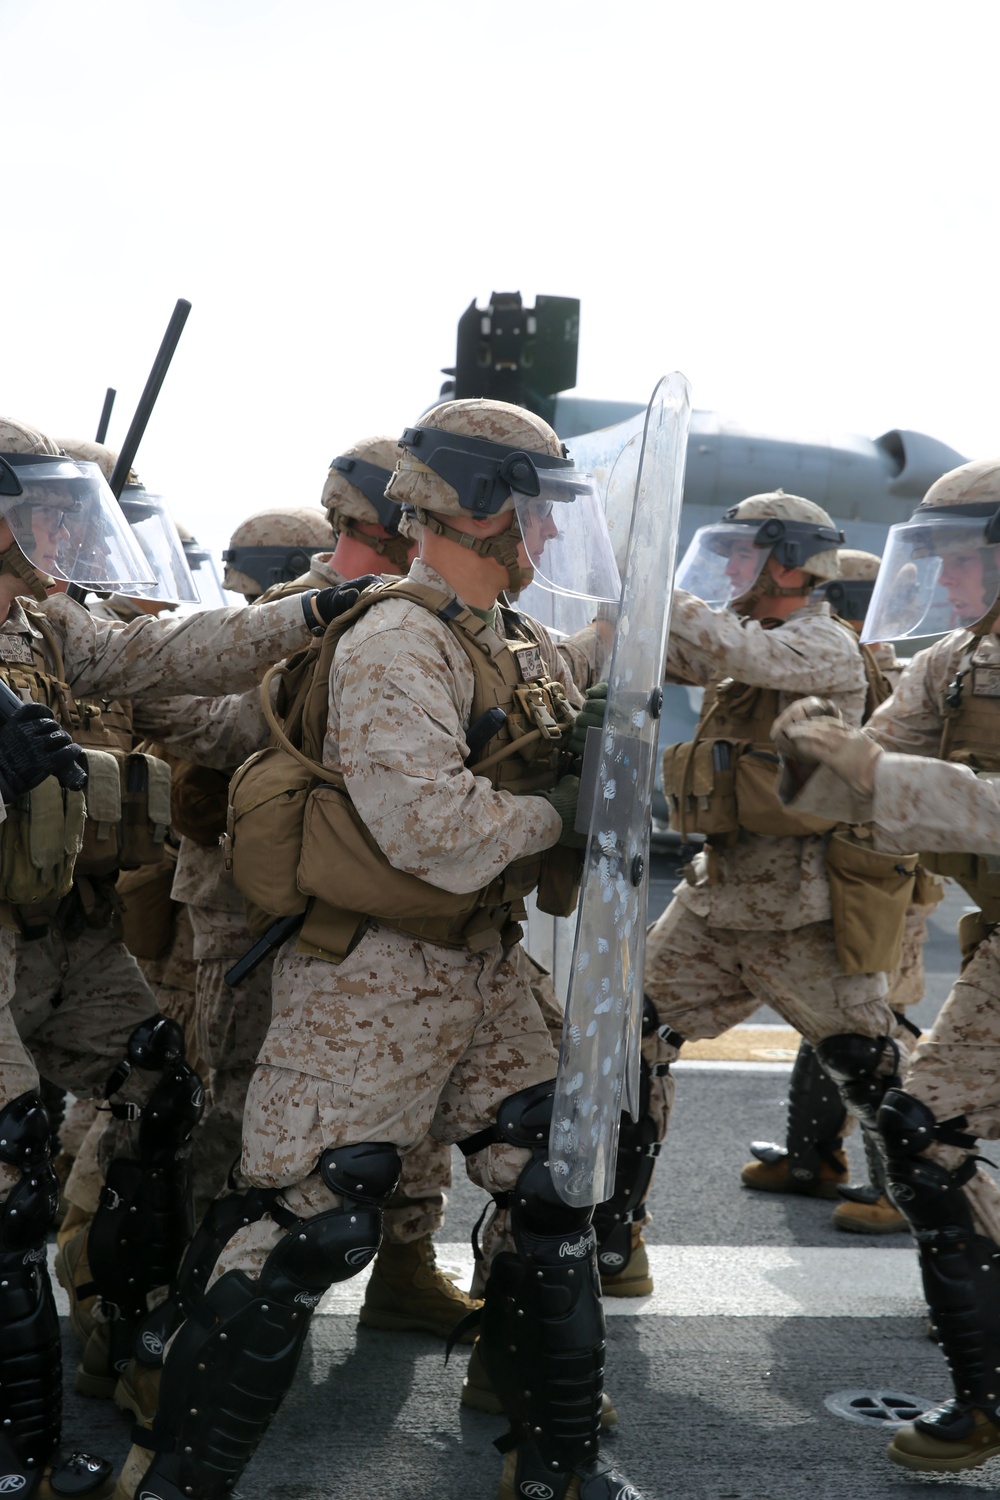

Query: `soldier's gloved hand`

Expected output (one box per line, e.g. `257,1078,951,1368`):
569,682,608,759
778,717,882,796
771,696,843,758
0,702,87,800
307,575,381,630
539,774,589,849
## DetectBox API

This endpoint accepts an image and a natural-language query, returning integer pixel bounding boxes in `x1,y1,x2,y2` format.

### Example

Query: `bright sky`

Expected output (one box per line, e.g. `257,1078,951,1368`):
5,0,999,579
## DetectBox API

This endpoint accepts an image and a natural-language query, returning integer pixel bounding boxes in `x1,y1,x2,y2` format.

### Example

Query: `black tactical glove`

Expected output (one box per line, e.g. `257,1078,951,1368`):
0,702,87,800
569,681,608,759
307,575,382,631
539,774,589,849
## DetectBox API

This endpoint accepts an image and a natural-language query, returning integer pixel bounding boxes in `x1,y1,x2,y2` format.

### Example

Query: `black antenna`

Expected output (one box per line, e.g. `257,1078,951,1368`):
95,387,116,444
108,298,191,499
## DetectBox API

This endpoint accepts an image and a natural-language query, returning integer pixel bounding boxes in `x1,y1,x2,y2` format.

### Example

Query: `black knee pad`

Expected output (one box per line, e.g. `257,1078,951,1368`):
878,1089,977,1233
815,1032,899,1129
0,1092,60,1253
139,1145,401,1500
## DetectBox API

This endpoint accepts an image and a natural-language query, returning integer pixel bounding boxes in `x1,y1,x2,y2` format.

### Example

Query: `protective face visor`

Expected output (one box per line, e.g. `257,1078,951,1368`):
674,514,844,608
861,503,1000,643
180,535,228,607
329,455,399,532
115,489,201,604
512,478,621,609
0,453,155,589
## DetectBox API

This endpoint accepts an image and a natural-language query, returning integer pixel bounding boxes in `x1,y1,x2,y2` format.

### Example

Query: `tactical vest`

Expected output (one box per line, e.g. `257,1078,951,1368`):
0,606,173,933
920,639,1000,924
225,577,580,959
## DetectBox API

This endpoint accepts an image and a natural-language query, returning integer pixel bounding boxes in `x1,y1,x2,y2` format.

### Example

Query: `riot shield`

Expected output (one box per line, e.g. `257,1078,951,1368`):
549,373,690,1208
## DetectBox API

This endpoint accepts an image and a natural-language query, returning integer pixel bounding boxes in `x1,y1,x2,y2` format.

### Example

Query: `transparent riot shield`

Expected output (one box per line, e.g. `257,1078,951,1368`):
549,373,691,1208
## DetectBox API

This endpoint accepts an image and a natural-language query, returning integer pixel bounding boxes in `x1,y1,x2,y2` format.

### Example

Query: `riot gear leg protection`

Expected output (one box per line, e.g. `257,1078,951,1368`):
744,1037,848,1196
0,1092,111,1498
129,1141,401,1500
815,1030,900,1195
83,1016,205,1379
592,1035,661,1288
474,1081,645,1500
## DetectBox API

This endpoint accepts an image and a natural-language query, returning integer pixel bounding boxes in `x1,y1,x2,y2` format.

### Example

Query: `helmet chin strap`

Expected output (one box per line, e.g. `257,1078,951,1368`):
731,566,809,617
330,514,412,573
413,508,533,593
0,543,52,602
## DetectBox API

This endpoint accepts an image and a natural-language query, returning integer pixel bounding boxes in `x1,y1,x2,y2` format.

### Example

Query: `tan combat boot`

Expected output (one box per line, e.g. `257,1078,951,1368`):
54,1206,98,1345
75,1320,116,1400
462,1339,618,1427
740,1145,848,1200
358,1235,481,1340
114,1358,161,1429
599,1223,653,1298
888,1401,1000,1471
832,1191,908,1234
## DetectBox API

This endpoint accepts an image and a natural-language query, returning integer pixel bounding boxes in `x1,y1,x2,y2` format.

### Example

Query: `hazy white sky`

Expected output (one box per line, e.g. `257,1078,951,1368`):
4,0,999,575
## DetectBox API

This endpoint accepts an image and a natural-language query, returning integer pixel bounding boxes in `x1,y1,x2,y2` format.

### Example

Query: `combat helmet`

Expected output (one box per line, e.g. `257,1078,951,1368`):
222,507,332,600
675,490,844,611
862,458,1000,643
321,436,411,571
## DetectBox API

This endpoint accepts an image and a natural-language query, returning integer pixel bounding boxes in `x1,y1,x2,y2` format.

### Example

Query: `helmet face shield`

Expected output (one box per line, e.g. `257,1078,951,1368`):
0,455,155,588
512,470,621,608
115,490,200,604
674,522,769,607
181,539,228,608
862,512,1000,642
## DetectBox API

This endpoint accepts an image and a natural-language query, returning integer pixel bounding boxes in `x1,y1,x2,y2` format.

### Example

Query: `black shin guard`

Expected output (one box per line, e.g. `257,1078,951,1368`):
879,1089,1000,1428
133,1187,272,1369
816,1031,899,1192
749,1038,848,1188
132,1141,401,1500
592,1060,660,1280
85,1016,205,1373
0,1092,111,1498
474,1081,641,1500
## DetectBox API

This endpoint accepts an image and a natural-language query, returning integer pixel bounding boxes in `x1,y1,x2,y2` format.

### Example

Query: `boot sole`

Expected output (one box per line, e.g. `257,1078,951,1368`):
833,1214,908,1235
600,1275,654,1297
888,1437,1000,1472
358,1307,477,1341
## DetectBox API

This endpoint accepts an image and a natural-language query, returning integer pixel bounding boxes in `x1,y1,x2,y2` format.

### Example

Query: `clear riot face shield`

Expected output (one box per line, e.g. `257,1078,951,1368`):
180,536,228,608
861,504,1000,643
512,471,621,625
116,489,200,604
0,454,154,589
674,521,769,607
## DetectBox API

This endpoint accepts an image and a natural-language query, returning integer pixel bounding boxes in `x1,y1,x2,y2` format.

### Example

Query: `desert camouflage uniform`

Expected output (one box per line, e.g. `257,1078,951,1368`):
0,587,316,1205
206,558,567,1290
643,590,909,1132
792,629,1000,1244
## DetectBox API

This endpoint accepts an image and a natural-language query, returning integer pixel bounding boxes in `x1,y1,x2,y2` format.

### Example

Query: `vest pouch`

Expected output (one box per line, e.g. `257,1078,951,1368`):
660,739,741,838
119,752,172,871
826,827,918,975
171,762,232,847
0,777,86,905
296,783,480,926
735,750,839,838
76,748,124,878
536,843,582,917
227,746,313,921
117,861,176,960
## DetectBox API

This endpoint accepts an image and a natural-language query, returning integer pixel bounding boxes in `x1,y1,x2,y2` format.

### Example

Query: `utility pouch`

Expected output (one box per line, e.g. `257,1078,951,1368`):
226,746,314,921
735,749,839,838
0,777,86,905
117,860,176,960
76,748,125,877
119,752,172,870
535,843,583,917
170,762,232,847
661,739,742,838
826,825,918,975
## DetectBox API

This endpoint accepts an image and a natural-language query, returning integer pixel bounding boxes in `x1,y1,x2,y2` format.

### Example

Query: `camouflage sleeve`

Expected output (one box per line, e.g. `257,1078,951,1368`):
870,753,1000,854
665,590,862,696
132,688,268,769
863,640,951,756
334,614,562,894
556,622,611,693
41,591,312,701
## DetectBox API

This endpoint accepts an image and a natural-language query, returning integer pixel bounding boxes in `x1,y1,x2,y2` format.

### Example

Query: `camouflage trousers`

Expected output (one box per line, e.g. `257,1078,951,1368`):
207,922,559,1290
898,924,1000,1245
0,923,160,1208
642,896,908,1139
188,909,456,1244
